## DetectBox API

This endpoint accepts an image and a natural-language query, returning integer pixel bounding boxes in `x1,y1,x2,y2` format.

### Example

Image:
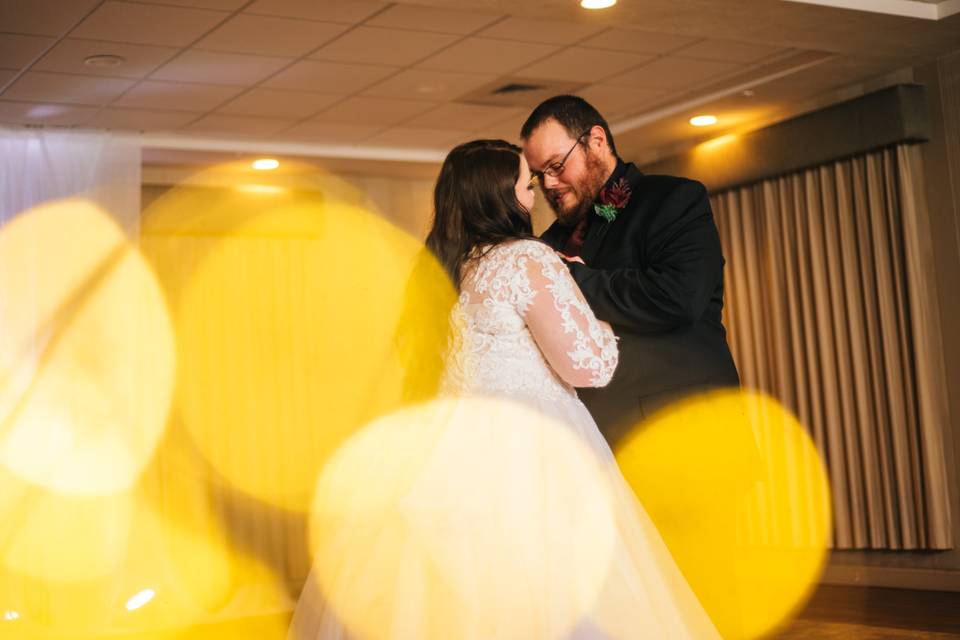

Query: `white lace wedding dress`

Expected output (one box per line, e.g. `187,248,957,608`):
289,240,719,639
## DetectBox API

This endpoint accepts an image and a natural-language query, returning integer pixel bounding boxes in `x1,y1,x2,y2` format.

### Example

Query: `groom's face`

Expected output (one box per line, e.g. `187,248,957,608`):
523,119,607,227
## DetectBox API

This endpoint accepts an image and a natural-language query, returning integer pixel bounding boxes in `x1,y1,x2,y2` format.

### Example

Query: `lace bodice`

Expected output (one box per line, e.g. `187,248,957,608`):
441,240,618,405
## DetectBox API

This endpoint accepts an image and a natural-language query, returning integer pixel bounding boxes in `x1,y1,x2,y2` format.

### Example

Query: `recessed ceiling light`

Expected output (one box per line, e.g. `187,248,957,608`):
689,115,718,127
83,54,125,68
581,0,616,8
251,158,280,171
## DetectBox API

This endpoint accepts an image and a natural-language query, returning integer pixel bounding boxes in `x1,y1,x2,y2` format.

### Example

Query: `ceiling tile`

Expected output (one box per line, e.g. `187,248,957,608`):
736,74,821,103
478,18,605,45
114,80,244,111
0,100,98,125
366,5,502,35
0,34,56,70
521,47,655,83
674,39,786,63
362,69,496,102
217,88,344,118
364,126,472,150
417,38,558,75
310,27,459,67
0,0,101,37
1,71,136,105
151,50,292,85
604,56,742,90
404,103,525,131
473,115,527,143
70,1,230,47
579,29,699,55
33,39,181,79
575,84,670,119
244,0,387,24
86,107,198,131
264,60,396,93
142,0,248,9
314,96,437,126
183,114,296,136
196,14,348,57
278,121,384,144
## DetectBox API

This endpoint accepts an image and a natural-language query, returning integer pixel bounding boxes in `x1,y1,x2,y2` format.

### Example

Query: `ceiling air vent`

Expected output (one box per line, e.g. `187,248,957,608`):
492,82,545,95
457,77,587,107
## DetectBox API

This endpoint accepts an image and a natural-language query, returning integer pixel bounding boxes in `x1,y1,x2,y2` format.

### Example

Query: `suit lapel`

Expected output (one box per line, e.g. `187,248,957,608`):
580,163,644,263
578,214,614,263
540,163,644,260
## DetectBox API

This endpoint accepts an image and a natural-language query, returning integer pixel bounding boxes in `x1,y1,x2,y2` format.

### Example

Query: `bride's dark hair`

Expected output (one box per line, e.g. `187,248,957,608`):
426,139,535,288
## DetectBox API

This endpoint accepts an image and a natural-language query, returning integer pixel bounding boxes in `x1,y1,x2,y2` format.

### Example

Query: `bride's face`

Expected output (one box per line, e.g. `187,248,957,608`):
514,154,536,213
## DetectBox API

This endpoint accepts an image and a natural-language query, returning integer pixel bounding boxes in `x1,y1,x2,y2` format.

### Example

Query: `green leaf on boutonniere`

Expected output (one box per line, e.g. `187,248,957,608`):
594,203,618,222
594,177,631,222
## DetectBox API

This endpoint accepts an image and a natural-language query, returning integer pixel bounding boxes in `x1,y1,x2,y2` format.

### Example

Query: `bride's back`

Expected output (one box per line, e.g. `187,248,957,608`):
444,240,572,401
443,239,617,411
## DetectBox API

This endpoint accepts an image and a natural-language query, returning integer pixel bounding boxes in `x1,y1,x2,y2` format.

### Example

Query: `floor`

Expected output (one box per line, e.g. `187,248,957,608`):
773,584,960,639
87,583,960,639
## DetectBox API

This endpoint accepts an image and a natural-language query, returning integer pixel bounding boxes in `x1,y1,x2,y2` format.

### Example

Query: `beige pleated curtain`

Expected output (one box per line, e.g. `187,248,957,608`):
711,144,953,550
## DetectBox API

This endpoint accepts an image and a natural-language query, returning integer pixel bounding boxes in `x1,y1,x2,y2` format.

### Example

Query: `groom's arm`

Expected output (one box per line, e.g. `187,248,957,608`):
567,180,724,334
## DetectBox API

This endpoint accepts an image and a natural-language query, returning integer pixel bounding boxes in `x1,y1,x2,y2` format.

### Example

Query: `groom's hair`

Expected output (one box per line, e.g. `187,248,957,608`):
520,95,618,157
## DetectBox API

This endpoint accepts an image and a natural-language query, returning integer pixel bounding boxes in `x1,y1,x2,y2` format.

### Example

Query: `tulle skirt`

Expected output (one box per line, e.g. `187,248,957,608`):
288,391,720,639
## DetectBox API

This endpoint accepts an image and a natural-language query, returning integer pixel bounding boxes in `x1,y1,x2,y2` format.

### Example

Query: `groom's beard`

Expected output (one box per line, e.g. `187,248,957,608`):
544,150,609,228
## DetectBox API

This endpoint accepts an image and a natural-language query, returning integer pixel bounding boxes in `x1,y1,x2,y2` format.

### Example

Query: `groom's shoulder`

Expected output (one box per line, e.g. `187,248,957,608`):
633,172,707,202
627,172,711,230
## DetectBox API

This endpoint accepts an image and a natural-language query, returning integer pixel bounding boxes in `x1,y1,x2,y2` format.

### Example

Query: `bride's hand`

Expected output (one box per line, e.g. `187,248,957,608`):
556,252,585,264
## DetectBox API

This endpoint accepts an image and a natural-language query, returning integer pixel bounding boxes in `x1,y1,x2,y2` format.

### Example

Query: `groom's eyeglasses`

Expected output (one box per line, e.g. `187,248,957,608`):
530,132,588,183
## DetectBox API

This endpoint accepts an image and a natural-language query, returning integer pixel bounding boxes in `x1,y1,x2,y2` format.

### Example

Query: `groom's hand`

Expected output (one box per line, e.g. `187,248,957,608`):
556,251,584,264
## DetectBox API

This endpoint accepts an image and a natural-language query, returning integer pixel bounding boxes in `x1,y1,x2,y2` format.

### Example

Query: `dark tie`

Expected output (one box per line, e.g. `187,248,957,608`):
562,216,590,257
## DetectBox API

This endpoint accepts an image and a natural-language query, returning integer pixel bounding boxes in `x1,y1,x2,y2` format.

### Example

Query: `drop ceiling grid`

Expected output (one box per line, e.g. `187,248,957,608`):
4,0,933,156
0,0,774,146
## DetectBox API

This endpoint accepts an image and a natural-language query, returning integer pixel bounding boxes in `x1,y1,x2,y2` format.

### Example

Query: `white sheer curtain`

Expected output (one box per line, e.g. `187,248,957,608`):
0,130,183,638
0,129,141,233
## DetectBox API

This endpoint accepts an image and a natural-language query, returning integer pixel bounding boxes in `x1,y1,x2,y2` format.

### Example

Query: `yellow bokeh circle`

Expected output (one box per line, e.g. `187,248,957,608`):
616,388,832,639
140,166,455,512
0,199,175,495
304,397,618,640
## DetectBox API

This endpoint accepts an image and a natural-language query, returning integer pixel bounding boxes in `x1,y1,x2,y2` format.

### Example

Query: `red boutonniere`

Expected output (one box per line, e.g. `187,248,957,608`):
594,177,631,222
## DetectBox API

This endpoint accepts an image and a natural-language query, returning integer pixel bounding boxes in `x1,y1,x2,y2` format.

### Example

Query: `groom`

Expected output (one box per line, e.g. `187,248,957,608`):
521,95,740,447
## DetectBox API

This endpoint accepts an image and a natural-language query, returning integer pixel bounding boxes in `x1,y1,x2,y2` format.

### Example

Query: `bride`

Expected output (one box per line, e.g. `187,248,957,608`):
289,140,719,639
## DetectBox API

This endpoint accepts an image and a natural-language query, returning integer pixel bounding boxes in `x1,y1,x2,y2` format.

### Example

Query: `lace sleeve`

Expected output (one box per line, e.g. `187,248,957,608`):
512,242,619,387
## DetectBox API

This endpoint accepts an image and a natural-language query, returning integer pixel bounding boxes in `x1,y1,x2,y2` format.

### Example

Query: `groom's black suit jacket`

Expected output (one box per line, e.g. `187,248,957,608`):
541,160,740,446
